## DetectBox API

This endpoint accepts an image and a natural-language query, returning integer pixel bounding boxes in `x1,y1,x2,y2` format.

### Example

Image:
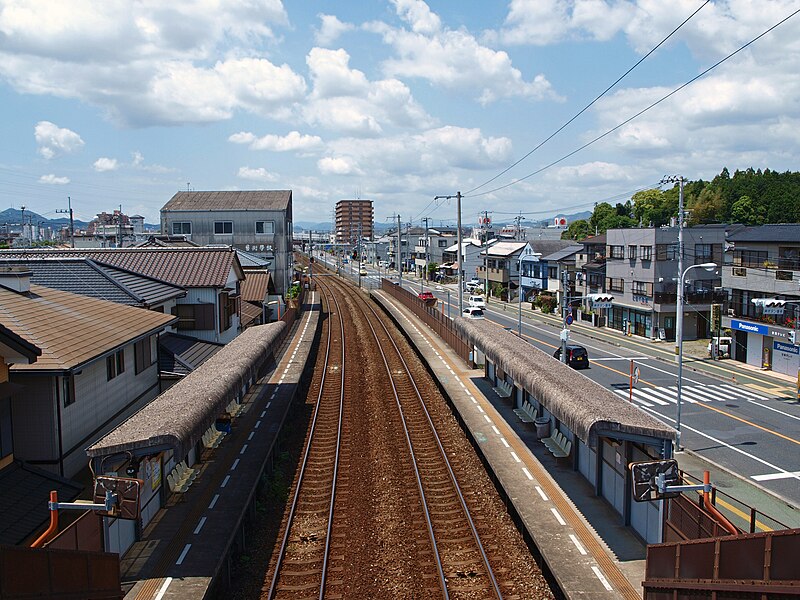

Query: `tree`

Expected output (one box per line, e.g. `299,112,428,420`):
631,189,663,226
730,195,767,225
561,219,590,240
590,202,636,234
687,187,724,224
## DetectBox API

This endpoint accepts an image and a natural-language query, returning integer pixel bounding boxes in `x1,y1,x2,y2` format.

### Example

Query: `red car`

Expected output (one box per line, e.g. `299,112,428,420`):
417,291,437,306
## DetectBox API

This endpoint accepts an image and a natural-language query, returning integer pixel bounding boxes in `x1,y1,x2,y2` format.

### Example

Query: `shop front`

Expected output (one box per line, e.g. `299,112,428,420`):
725,317,799,376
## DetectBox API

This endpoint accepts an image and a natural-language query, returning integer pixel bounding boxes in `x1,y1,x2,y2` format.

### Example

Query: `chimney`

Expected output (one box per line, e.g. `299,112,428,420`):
0,266,32,293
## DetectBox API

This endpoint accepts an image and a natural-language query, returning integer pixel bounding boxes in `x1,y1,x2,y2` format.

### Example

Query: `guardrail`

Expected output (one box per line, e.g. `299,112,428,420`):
380,279,474,368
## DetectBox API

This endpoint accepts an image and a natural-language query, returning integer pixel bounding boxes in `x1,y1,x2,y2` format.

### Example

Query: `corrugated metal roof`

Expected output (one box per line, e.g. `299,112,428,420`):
158,333,223,376
240,271,272,302
1,284,176,372
161,190,291,211
0,247,242,288
482,241,528,256
542,245,583,262
0,258,185,307
240,301,264,327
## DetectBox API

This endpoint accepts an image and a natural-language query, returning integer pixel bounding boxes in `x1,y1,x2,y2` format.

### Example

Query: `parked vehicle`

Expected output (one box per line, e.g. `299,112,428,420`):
707,336,732,358
418,291,437,307
465,278,481,291
553,344,589,369
462,306,485,319
468,294,486,309
359,267,368,276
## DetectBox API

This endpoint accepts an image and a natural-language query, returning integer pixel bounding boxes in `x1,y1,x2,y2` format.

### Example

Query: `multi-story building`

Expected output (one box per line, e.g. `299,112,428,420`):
441,239,482,282
413,228,457,278
478,241,533,298
160,190,293,294
721,224,800,375
605,226,727,340
335,199,373,244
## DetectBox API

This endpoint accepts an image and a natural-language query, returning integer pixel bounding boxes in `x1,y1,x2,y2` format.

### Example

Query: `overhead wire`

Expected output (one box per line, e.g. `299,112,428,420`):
464,0,711,196
467,7,800,199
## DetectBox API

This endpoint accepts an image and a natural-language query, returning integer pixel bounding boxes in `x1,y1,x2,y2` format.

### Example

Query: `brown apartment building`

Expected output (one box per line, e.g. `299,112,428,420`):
335,200,373,244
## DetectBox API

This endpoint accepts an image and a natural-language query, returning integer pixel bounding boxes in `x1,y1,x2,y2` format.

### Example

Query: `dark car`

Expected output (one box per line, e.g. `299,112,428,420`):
553,344,589,369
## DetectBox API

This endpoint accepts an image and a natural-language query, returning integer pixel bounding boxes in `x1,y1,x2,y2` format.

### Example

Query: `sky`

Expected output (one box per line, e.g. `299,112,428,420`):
0,0,798,229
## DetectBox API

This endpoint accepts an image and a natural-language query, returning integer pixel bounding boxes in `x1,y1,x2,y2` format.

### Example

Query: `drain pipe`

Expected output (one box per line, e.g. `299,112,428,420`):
31,491,59,548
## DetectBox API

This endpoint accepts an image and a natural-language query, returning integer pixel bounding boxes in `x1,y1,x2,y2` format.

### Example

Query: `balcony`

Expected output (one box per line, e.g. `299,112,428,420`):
653,290,727,306
477,265,510,283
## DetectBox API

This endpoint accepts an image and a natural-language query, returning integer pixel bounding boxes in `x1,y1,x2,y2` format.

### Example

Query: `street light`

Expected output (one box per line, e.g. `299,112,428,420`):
675,261,717,450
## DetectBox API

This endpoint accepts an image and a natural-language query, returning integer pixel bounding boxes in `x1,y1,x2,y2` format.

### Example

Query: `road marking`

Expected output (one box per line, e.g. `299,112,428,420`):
209,494,220,509
500,438,510,448
569,534,587,555
255,420,261,428
752,470,800,482
240,444,248,454
260,410,266,418
535,486,548,501
522,468,533,480
477,405,484,413
176,544,191,565
483,415,492,424
221,475,230,488
231,458,240,470
248,431,255,440
491,425,500,435
592,566,614,591
266,402,271,409
510,451,521,463
550,507,566,525
193,517,207,534
154,577,172,600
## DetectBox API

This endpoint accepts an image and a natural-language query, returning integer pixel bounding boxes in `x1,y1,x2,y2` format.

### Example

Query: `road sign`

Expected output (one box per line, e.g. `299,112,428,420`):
632,366,640,385
565,314,574,325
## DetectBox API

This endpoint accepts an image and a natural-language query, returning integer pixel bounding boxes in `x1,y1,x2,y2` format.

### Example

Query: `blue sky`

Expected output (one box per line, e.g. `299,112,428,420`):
1,0,798,228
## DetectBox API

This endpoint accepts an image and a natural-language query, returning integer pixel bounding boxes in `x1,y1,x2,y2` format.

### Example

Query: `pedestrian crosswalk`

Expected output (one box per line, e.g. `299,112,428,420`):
613,383,772,408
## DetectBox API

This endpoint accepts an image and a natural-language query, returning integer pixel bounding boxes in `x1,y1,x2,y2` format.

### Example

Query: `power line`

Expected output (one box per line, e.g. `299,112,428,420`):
464,0,711,196
467,7,800,199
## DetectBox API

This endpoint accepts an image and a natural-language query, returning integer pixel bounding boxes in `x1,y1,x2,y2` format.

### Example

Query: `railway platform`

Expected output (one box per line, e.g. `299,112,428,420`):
372,289,645,599
120,293,320,600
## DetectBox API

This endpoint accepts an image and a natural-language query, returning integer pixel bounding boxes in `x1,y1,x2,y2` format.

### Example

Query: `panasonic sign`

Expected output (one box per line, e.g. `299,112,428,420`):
730,319,769,336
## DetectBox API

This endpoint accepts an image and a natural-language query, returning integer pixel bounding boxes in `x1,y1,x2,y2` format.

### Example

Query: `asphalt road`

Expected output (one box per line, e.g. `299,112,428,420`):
311,255,800,510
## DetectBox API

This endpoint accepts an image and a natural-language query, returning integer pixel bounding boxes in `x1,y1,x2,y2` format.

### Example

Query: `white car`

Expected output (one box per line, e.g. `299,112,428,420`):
465,279,481,291
462,306,485,319
707,336,732,357
468,294,486,309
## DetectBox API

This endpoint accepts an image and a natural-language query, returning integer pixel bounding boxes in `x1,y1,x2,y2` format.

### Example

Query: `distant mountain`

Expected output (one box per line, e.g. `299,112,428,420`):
0,207,91,230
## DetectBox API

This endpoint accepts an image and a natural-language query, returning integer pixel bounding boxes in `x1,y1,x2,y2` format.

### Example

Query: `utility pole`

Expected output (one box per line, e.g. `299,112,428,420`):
309,229,313,281
661,175,686,357
20,205,26,243
434,192,463,314
56,196,75,248
421,217,430,293
514,213,526,240
560,268,570,364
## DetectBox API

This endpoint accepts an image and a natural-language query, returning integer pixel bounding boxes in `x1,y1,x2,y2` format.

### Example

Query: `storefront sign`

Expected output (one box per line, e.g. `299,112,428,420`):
774,341,799,355
731,319,768,336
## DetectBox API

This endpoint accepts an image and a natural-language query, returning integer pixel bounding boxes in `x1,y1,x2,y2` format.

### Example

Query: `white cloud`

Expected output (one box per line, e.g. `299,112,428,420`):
317,156,363,176
39,173,70,184
131,151,144,166
229,130,323,152
34,121,84,159
551,161,633,184
315,14,354,46
0,2,300,127
303,47,433,135
373,3,561,105
237,166,278,182
93,157,119,171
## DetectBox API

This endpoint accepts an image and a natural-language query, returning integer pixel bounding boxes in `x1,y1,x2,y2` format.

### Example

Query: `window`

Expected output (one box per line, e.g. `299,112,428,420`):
608,245,624,259
134,337,153,374
695,243,713,263
656,243,679,260
606,277,624,293
214,221,233,235
106,350,125,380
438,239,448,247
172,221,191,235
733,250,767,268
173,303,215,330
632,281,653,297
60,375,75,407
219,291,235,332
628,245,637,260
640,245,652,261
255,221,275,234
778,247,799,270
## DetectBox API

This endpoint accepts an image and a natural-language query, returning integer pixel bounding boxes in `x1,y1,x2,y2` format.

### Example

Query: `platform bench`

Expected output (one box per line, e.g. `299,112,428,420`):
542,431,572,458
513,401,536,424
494,380,513,399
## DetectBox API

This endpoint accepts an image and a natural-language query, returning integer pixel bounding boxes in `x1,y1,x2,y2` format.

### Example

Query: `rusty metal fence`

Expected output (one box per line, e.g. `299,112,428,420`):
644,527,800,598
380,279,474,368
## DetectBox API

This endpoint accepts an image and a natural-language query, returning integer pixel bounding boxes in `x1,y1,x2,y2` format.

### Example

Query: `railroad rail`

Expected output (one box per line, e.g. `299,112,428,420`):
267,283,346,599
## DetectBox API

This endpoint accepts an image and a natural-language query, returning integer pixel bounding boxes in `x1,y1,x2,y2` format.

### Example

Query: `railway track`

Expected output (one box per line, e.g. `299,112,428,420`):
261,261,551,599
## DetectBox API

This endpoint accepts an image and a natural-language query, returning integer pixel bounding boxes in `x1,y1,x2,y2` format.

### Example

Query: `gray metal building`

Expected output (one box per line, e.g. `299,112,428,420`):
160,190,293,294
